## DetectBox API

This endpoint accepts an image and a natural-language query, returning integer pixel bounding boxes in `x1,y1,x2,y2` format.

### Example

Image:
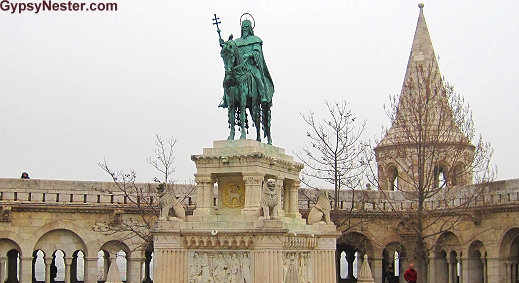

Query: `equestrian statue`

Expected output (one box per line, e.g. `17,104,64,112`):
212,13,274,145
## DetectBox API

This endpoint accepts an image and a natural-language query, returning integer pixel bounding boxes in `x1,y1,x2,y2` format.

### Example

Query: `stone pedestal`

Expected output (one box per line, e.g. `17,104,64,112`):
151,140,340,283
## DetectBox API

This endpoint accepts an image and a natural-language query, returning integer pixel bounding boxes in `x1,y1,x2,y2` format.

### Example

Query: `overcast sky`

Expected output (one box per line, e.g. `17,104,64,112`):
1,1,518,186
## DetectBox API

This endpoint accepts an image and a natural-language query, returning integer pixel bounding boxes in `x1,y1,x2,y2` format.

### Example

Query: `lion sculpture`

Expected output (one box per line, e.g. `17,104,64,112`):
258,179,279,220
157,184,185,221
307,190,333,225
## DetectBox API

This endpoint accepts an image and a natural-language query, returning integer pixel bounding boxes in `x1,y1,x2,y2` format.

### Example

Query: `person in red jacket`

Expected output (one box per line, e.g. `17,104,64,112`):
404,263,418,283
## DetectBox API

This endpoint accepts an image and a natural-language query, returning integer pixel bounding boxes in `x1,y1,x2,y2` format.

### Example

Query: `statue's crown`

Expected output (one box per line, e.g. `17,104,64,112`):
241,19,252,27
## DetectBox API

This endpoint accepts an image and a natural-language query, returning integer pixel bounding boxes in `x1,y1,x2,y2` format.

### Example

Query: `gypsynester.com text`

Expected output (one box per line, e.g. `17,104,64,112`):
1,0,117,13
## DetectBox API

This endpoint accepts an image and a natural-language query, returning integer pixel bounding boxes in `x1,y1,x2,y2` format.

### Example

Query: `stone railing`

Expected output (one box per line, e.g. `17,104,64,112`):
298,178,519,212
0,178,195,207
3,177,518,213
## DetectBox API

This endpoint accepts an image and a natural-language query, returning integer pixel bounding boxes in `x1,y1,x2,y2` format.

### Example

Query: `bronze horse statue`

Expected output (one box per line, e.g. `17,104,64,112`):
219,37,272,144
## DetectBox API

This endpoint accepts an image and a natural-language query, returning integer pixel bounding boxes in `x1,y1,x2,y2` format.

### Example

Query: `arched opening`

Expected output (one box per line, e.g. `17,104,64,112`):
383,242,405,282
467,241,485,283
339,251,348,279
436,250,448,283
337,232,374,282
97,250,109,282
52,250,66,283
387,165,398,191
72,250,85,283
498,228,519,283
115,250,127,282
0,239,22,283
449,251,459,283
352,251,360,278
435,231,461,283
5,249,20,283
434,162,449,189
33,228,87,283
32,250,45,283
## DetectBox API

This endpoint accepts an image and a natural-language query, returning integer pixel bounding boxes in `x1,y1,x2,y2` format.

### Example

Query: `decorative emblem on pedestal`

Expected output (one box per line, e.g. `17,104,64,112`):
221,182,245,208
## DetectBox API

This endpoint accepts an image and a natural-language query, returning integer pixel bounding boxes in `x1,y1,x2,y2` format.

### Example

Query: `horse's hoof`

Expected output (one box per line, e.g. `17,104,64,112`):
227,135,235,140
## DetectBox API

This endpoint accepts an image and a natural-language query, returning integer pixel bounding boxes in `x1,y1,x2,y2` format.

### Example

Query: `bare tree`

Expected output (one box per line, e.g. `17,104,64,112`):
295,100,368,222
93,135,195,252
368,58,496,281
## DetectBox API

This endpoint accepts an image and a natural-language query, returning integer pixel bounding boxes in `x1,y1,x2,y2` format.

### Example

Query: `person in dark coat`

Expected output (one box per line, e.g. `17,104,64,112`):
384,266,397,283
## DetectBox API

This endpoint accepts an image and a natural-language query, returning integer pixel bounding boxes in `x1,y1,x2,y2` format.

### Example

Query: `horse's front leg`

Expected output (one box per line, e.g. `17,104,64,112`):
227,106,235,140
262,103,272,145
239,85,247,140
253,100,261,142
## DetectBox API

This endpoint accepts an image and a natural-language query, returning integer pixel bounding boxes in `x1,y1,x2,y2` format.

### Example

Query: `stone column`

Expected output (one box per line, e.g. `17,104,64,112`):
312,237,337,283
64,257,72,283
19,256,33,283
447,260,454,283
485,257,500,283
505,261,512,283
285,180,301,218
347,251,354,279
253,234,283,282
276,177,285,217
512,261,518,283
127,257,144,283
283,182,290,213
482,257,487,283
153,223,188,283
241,174,264,215
372,256,384,283
458,257,463,283
0,257,5,283
45,257,52,283
193,174,216,216
83,257,98,283
103,254,110,280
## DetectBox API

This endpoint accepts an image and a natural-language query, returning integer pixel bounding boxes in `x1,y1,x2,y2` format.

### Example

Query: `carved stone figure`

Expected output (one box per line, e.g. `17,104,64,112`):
258,179,279,220
241,252,251,283
213,253,227,283
189,252,201,283
200,253,212,282
284,253,299,283
213,14,274,144
0,206,11,222
228,252,240,283
307,190,333,225
157,183,185,221
299,252,309,283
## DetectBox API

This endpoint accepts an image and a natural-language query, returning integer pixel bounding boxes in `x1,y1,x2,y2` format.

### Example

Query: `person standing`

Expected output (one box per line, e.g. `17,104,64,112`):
404,263,417,283
385,266,397,283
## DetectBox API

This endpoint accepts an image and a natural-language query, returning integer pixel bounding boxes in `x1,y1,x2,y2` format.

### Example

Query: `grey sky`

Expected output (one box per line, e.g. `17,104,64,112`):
1,1,517,185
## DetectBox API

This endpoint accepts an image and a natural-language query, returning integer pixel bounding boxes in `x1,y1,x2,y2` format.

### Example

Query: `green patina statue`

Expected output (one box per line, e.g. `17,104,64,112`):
213,13,274,144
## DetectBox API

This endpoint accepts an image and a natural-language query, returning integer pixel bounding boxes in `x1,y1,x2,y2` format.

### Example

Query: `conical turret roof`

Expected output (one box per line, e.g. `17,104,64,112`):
376,3,466,149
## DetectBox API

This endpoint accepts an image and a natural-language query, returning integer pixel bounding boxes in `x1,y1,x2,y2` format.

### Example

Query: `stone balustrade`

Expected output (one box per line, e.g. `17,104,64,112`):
0,178,194,207
2,177,519,213
298,179,519,212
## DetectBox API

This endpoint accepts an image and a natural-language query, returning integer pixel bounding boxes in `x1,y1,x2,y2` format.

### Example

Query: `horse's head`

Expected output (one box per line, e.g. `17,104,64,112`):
221,40,238,72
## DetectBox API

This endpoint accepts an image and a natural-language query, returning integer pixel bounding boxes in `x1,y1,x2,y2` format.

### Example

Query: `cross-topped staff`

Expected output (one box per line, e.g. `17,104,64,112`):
212,14,223,44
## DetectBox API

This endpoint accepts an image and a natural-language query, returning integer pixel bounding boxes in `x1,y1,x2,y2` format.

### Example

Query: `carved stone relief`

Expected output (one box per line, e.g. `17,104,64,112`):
221,181,245,208
282,251,311,283
189,251,252,283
